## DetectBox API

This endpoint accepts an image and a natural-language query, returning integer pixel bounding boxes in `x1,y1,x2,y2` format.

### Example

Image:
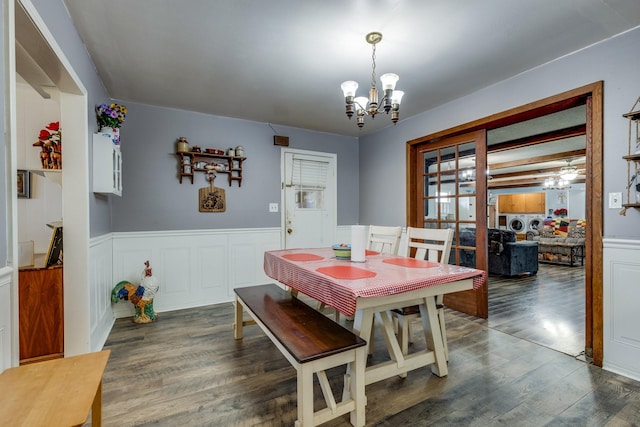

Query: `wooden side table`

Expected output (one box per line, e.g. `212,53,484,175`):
0,350,110,426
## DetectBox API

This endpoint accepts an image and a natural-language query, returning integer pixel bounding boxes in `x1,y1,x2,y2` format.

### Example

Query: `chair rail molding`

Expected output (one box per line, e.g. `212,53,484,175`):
603,238,640,381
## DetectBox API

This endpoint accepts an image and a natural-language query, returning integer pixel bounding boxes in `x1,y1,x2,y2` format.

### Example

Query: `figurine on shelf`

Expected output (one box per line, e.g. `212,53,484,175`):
192,145,201,153
33,121,62,170
176,137,189,153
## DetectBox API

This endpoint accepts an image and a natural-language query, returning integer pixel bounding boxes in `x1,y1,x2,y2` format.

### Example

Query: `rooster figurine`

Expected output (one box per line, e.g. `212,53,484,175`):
111,260,159,323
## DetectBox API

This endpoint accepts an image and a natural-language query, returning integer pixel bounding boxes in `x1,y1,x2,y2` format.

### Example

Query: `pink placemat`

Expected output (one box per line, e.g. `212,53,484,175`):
282,253,324,261
316,266,377,280
383,258,440,268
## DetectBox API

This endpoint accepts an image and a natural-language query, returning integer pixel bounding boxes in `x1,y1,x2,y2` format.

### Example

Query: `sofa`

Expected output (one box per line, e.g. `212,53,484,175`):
458,228,538,276
526,218,586,266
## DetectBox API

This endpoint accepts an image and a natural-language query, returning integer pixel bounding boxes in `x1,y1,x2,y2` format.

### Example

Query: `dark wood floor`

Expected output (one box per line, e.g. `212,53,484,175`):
94,264,640,426
487,262,585,358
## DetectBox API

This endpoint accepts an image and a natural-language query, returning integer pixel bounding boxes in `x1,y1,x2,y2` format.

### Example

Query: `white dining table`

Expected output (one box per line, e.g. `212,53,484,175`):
263,247,487,385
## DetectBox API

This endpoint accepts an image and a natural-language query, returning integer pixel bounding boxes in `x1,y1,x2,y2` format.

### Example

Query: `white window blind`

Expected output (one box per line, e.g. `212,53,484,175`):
290,158,328,189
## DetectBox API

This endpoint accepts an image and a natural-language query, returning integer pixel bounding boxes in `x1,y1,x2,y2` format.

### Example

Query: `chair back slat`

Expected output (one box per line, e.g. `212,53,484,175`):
405,227,454,264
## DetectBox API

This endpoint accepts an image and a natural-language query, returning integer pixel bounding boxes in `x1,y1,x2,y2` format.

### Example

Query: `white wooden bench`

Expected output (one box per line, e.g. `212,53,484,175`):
234,284,367,427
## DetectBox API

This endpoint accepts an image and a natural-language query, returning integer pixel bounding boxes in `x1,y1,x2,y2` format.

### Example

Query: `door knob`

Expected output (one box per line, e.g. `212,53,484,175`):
287,228,293,234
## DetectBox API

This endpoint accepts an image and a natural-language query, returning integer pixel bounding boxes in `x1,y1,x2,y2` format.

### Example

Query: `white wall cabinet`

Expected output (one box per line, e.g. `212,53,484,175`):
93,133,122,196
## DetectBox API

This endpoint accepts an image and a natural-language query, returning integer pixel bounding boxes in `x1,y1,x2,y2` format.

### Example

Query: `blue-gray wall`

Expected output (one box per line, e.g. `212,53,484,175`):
5,1,640,245
359,26,640,240
111,102,359,231
27,0,120,237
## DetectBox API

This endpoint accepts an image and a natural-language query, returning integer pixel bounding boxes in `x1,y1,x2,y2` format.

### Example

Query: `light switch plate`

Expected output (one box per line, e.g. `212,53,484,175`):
269,203,279,213
609,192,622,208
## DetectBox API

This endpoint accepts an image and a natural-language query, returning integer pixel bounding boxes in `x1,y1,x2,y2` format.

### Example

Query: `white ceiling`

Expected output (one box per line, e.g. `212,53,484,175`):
61,0,640,137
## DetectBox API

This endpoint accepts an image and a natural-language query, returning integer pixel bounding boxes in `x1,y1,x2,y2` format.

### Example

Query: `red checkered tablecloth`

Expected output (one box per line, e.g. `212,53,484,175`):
264,248,486,316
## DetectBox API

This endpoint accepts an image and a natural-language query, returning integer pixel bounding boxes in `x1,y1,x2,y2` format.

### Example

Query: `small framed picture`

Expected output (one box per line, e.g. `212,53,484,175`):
17,170,30,199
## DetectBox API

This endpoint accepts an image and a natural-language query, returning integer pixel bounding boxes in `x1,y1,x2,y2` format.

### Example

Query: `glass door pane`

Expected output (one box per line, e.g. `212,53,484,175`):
421,142,477,266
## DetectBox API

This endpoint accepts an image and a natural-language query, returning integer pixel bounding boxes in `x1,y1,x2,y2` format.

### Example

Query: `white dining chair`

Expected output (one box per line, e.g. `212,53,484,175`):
367,225,403,256
362,225,404,352
391,226,454,360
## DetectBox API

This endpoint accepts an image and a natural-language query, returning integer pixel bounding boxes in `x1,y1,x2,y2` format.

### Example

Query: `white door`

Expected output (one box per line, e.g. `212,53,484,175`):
282,149,336,249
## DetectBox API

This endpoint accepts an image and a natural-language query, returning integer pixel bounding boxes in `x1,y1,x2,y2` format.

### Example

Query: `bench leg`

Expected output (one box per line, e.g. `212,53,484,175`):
297,364,314,427
349,347,366,427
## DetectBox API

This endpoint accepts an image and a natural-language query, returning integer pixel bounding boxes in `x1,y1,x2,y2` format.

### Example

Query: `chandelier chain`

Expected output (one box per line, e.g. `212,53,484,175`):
371,43,377,88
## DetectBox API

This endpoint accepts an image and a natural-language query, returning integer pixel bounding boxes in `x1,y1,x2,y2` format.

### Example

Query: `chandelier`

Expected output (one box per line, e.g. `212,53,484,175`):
341,32,404,128
544,176,571,190
559,160,578,181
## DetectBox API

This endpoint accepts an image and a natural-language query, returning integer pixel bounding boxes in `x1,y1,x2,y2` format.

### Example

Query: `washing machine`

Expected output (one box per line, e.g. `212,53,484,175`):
527,214,545,231
507,214,527,233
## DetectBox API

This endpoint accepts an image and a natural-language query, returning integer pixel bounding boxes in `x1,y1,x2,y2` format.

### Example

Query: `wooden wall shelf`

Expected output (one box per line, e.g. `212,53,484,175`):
176,152,246,187
622,101,640,211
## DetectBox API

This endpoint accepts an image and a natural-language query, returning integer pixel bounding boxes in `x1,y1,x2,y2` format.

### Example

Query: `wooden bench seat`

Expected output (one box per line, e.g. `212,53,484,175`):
234,284,367,427
0,350,110,427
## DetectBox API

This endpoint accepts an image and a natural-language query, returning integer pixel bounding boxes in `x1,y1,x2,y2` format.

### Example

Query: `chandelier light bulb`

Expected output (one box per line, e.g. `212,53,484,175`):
380,73,399,91
341,81,358,98
391,90,404,105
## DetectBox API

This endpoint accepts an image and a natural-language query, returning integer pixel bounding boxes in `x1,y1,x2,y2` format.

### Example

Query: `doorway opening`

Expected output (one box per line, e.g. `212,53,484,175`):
11,0,90,362
407,82,603,365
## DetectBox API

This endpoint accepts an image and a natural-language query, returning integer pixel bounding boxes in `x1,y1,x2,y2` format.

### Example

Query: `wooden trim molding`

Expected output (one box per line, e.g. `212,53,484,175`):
406,81,604,366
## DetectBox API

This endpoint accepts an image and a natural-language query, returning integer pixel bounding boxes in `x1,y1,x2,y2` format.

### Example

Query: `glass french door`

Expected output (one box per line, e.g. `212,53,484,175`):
414,130,488,317
421,141,478,265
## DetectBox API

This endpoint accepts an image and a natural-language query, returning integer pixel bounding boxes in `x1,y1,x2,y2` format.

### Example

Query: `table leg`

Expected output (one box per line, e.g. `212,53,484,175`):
91,379,102,427
419,296,448,377
352,308,375,356
233,297,243,339
343,308,375,400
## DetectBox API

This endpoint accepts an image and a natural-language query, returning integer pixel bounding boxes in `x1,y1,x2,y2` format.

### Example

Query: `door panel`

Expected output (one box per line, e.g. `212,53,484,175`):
415,131,488,318
282,150,336,249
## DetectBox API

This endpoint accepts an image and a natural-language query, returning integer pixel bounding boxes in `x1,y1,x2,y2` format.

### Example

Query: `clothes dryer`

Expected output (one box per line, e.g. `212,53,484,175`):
527,214,545,231
507,215,527,233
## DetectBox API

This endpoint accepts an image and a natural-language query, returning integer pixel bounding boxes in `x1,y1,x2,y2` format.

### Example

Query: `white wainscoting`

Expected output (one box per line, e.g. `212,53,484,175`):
90,234,116,352
0,267,14,372
109,228,282,319
603,238,640,381
90,225,392,348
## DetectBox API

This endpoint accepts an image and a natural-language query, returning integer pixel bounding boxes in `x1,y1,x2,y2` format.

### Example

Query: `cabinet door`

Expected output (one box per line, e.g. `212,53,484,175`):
511,194,526,212
19,268,64,362
93,133,122,196
498,194,512,213
525,192,546,213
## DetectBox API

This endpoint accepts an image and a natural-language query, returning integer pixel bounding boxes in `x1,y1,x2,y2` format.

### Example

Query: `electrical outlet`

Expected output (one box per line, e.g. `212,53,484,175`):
269,203,279,213
609,192,622,209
